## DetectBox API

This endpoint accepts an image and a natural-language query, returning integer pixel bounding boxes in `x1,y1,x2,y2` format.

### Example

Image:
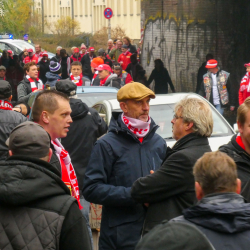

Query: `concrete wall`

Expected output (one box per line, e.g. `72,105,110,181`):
141,0,250,96
34,0,141,40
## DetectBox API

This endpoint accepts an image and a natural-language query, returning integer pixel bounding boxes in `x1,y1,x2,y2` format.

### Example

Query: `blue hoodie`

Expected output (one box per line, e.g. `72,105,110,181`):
45,72,61,87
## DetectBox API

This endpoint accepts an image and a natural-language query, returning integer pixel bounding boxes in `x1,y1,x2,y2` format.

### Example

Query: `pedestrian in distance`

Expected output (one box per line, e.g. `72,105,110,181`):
31,89,82,208
123,36,137,54
45,61,62,88
57,79,107,249
51,46,62,62
7,50,13,59
109,40,123,62
0,65,6,80
196,53,214,94
106,39,114,54
34,44,43,62
17,61,43,103
0,50,10,69
60,49,72,79
131,97,213,234
81,47,96,80
146,59,175,94
80,44,87,56
0,121,92,250
118,44,132,71
0,80,27,160
18,48,29,66
98,48,113,68
171,151,250,250
23,48,38,64
91,57,104,86
71,48,82,62
38,51,50,85
239,62,250,105
71,46,77,55
69,61,89,86
112,62,133,86
83,82,167,250
199,59,236,115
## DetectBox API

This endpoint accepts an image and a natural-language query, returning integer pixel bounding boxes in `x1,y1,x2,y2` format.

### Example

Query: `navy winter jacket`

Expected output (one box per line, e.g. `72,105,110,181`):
172,193,250,250
83,113,167,250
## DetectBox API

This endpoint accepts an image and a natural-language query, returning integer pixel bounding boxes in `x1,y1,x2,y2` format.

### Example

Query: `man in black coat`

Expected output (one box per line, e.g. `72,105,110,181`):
83,82,167,250
171,151,250,250
0,121,91,250
131,97,213,234
81,47,96,80
38,51,50,84
219,97,250,202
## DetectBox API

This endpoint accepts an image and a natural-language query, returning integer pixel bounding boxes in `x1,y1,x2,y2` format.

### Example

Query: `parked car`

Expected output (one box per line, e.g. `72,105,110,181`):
92,93,236,151
27,86,118,120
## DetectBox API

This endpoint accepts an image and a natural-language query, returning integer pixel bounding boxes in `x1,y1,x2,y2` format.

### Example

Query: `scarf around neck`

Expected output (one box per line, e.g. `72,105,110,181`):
123,50,130,56
52,139,82,209
236,133,245,150
0,100,13,110
100,75,110,86
26,75,43,92
70,73,83,86
122,113,151,139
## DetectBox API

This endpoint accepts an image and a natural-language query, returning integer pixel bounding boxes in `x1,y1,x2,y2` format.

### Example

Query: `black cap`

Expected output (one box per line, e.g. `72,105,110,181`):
56,79,77,96
0,80,12,99
135,222,215,250
122,44,129,49
6,121,51,158
98,48,106,56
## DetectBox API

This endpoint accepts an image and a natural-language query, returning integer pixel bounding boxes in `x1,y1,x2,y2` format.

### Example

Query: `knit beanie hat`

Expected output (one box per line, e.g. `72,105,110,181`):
49,61,62,75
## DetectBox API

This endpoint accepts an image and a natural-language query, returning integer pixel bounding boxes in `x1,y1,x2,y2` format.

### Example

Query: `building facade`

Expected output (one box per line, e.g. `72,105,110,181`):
34,0,141,40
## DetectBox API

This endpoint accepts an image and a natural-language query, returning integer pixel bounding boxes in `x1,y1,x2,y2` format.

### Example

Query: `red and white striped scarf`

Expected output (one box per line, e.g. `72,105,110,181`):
236,133,245,150
240,72,250,92
122,113,151,138
26,75,43,92
52,139,82,209
123,50,130,56
0,100,13,110
70,73,83,86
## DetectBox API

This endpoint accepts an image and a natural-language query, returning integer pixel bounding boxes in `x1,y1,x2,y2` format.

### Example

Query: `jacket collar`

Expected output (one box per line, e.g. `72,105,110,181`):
230,134,250,158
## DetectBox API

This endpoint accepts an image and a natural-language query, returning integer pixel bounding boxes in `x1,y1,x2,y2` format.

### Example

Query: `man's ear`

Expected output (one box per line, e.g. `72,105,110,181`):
47,148,53,162
120,102,128,113
8,95,12,101
41,111,50,124
236,178,241,194
185,122,194,131
195,182,204,200
9,150,13,157
237,121,243,134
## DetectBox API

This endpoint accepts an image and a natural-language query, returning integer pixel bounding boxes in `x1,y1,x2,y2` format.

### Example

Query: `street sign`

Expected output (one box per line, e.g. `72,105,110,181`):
104,7,113,19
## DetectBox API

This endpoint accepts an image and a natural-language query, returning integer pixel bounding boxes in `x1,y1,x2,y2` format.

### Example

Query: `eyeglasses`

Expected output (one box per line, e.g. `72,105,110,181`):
173,114,183,120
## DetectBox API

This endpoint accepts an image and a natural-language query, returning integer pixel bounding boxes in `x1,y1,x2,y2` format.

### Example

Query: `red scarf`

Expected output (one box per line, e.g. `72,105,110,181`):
52,139,82,209
100,75,110,86
236,133,245,150
123,50,130,56
26,75,43,92
70,73,83,86
0,100,13,110
122,113,151,143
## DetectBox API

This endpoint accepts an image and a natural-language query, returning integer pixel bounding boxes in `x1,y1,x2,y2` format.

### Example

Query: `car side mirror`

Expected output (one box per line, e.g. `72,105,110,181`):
233,123,238,133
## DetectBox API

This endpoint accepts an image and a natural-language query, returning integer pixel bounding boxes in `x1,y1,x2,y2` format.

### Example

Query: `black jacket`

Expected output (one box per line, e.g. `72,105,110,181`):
38,59,50,84
147,68,175,94
128,43,137,54
219,135,250,202
131,133,211,234
61,98,107,194
104,57,113,67
83,113,167,250
172,193,250,250
81,53,96,79
0,156,91,250
0,108,27,160
196,62,207,93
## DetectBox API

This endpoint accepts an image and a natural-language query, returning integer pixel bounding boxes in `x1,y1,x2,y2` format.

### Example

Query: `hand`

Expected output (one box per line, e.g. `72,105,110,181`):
230,106,235,111
150,170,154,174
144,203,149,207
33,89,43,93
12,107,21,113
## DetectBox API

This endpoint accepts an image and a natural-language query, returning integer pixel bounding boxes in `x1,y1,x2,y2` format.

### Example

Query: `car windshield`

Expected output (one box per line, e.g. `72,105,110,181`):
78,93,117,107
114,104,234,139
149,104,233,139
10,40,34,51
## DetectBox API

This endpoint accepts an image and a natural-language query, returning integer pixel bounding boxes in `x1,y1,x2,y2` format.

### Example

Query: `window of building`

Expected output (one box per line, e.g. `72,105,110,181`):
85,0,88,15
130,0,133,15
123,0,127,15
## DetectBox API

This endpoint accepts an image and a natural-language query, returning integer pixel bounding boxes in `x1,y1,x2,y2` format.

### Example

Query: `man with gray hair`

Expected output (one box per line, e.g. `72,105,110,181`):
131,97,213,234
51,46,62,62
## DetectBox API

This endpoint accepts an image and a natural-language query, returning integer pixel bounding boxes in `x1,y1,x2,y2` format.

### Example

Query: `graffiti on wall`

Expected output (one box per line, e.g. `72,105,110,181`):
141,15,225,92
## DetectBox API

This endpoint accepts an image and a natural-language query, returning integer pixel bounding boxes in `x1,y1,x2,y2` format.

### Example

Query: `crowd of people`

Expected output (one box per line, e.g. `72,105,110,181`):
2,35,250,250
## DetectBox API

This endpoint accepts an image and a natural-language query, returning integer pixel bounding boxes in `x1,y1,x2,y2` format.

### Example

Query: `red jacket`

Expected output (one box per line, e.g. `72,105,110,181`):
71,54,82,62
118,52,132,70
23,55,38,64
239,72,250,105
119,71,133,85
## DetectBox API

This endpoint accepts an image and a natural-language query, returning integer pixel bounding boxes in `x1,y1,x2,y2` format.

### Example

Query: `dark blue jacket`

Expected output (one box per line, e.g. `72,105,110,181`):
45,72,61,87
172,193,250,250
83,113,167,250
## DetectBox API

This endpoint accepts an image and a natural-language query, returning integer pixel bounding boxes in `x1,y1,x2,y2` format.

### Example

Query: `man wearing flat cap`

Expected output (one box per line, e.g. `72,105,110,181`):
83,82,166,250
0,121,92,250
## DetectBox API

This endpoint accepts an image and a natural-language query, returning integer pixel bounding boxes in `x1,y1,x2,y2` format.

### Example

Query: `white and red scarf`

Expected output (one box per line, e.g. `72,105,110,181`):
52,139,82,209
236,133,245,150
123,50,130,56
26,75,43,92
100,75,110,86
70,73,83,86
0,100,13,110
122,113,151,142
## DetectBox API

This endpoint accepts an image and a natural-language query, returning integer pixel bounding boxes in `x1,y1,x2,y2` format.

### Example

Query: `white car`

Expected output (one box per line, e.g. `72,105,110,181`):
92,93,236,151
0,39,55,59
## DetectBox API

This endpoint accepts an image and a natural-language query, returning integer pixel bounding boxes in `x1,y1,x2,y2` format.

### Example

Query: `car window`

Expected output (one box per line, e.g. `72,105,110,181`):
10,40,34,51
0,42,10,52
8,44,21,54
99,105,108,124
148,104,233,139
93,104,101,112
77,93,117,107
